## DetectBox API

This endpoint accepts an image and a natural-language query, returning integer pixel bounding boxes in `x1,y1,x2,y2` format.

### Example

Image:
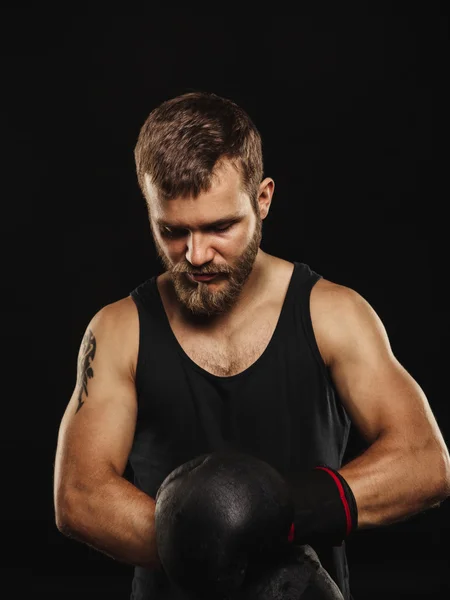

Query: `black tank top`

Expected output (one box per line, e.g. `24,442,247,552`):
128,261,352,599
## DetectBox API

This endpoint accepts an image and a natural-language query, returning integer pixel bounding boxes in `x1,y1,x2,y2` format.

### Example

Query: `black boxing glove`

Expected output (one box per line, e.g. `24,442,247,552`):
154,452,358,598
241,544,344,600
154,452,295,599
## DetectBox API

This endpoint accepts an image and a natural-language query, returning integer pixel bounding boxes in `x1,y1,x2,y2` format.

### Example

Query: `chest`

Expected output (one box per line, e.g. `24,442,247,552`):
173,317,278,377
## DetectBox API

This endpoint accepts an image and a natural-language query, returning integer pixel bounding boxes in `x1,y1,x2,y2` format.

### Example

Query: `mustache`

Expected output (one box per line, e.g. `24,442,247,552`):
172,264,231,275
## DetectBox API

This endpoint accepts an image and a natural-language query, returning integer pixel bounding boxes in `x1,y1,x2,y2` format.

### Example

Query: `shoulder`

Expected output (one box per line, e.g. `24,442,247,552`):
310,277,368,313
91,295,139,331
310,278,388,367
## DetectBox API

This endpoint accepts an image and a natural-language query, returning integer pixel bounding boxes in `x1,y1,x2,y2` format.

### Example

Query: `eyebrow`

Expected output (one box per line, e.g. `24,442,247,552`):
156,214,244,230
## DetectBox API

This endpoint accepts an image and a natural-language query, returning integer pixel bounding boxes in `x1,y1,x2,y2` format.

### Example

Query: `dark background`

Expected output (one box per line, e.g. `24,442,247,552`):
2,7,449,599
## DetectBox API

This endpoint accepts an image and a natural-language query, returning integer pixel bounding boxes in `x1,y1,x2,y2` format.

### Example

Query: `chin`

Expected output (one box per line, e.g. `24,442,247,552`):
187,306,225,318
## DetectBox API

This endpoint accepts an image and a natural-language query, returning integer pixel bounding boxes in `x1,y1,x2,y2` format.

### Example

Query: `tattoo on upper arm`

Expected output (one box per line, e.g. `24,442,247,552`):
76,329,96,413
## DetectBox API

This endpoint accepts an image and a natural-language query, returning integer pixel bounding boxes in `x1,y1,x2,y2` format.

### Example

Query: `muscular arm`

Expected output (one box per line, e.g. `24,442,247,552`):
54,298,161,570
311,280,450,528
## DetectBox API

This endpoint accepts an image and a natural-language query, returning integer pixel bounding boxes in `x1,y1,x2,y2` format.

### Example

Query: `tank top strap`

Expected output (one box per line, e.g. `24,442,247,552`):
291,261,322,290
130,275,166,330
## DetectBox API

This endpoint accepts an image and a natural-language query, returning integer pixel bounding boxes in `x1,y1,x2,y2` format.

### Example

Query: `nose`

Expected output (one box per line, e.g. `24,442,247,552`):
185,232,215,267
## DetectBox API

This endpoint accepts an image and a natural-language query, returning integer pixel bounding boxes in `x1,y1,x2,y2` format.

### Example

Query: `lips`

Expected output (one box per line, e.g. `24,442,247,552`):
188,273,218,282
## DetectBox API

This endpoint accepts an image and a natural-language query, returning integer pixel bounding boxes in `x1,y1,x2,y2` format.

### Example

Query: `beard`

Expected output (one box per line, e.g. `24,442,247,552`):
153,216,262,317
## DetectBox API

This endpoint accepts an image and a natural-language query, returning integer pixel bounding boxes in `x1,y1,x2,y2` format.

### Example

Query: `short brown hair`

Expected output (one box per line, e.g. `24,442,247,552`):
134,91,264,212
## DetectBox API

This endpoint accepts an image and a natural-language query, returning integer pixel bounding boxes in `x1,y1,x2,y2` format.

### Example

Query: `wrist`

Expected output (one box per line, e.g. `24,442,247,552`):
287,466,358,546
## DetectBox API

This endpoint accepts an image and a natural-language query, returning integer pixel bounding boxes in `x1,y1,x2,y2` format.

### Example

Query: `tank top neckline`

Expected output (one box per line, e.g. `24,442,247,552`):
151,261,299,382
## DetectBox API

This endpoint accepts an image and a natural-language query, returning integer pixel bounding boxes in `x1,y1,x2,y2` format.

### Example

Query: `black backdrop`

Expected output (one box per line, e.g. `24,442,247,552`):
3,7,449,599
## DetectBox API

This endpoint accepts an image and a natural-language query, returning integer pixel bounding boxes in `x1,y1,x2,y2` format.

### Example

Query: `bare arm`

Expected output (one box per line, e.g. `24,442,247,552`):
53,297,161,570
311,279,450,528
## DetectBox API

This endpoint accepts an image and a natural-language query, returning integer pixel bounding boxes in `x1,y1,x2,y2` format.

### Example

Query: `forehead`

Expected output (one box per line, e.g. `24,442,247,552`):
144,162,251,227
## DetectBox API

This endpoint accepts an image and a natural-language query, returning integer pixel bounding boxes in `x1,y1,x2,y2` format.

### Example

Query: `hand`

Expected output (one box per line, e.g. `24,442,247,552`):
154,451,295,599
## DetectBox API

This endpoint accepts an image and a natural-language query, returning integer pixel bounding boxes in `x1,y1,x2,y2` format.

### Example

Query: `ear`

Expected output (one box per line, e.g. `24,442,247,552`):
257,178,275,220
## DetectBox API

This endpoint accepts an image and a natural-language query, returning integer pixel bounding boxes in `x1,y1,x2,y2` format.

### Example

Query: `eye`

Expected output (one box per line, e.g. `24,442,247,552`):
160,223,234,238
160,227,186,239
211,223,233,233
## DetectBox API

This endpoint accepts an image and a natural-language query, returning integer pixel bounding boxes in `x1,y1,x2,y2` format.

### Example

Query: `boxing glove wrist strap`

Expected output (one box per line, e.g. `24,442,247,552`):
288,466,358,547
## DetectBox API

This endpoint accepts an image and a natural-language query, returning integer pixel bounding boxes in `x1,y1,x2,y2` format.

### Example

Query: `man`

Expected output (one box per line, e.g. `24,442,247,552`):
53,91,450,600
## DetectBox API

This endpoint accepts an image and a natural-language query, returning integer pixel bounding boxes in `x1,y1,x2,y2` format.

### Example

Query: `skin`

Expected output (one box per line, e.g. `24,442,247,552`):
146,160,271,322
53,158,450,572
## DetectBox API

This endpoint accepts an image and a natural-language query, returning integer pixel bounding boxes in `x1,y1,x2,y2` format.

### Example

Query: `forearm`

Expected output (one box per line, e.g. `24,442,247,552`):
56,473,160,570
339,433,450,529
